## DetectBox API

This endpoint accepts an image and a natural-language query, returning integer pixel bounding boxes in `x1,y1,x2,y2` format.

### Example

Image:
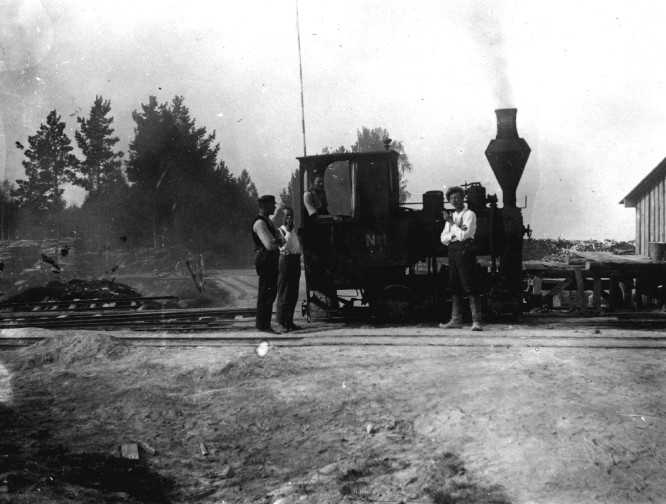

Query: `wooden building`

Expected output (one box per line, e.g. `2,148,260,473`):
620,157,666,256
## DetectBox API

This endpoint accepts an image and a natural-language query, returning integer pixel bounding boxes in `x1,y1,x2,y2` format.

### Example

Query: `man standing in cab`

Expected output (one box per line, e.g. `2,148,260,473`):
439,186,483,331
252,195,285,333
303,175,328,219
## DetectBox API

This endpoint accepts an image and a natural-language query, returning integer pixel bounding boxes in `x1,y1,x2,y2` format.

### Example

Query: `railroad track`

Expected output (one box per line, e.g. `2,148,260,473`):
2,326,666,351
2,304,666,350
0,306,257,331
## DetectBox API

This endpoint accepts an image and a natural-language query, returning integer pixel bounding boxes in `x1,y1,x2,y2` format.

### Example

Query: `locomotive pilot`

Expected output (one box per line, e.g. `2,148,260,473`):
440,186,483,331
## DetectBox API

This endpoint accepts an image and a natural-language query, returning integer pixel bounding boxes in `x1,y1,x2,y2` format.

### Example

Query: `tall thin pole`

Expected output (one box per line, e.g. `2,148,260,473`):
296,0,307,156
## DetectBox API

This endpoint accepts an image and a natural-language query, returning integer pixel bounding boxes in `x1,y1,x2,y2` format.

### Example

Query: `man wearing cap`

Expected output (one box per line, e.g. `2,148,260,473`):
252,195,285,333
440,186,482,331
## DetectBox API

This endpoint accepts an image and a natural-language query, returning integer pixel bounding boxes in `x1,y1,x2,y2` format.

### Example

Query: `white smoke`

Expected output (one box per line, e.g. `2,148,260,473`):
467,4,514,107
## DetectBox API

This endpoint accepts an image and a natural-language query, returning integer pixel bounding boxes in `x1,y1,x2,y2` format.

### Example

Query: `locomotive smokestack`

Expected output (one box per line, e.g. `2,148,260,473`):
485,108,530,207
495,108,518,139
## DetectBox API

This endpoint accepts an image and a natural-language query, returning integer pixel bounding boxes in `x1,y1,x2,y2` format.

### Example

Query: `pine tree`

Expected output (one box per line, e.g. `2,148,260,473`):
126,95,220,247
12,110,77,213
74,95,124,193
279,170,299,207
237,169,258,200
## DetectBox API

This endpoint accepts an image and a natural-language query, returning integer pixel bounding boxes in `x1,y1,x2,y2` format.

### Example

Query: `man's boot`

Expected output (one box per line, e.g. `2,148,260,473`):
470,295,483,331
439,296,463,329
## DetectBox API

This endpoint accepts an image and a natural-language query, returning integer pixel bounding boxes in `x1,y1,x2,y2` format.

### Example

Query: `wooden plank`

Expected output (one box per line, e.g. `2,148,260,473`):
649,190,654,246
574,270,586,309
577,251,652,264
637,198,641,255
650,187,657,241
544,277,573,300
532,276,543,295
618,279,633,309
659,179,666,242
643,193,650,248
657,181,660,242
652,185,659,242
121,443,140,460
656,182,660,243
657,182,661,242
593,273,602,311
522,260,586,276
636,199,641,255
643,193,647,250
655,184,659,242
659,179,666,241
648,187,657,245
609,275,621,311
657,179,664,242
643,196,648,255
645,192,652,245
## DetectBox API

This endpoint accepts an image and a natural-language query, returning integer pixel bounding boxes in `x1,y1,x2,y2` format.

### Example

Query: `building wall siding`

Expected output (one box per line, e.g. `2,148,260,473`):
635,174,666,255
636,200,641,255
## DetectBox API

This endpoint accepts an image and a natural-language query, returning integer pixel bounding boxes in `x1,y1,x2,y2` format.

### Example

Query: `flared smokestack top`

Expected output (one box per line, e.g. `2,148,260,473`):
495,108,518,138
485,108,530,207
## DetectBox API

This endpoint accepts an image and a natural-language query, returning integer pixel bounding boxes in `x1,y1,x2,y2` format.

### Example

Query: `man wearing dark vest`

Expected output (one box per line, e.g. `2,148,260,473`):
252,195,284,332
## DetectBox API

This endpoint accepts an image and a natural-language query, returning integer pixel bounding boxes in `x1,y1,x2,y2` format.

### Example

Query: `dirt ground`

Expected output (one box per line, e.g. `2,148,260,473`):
0,329,664,504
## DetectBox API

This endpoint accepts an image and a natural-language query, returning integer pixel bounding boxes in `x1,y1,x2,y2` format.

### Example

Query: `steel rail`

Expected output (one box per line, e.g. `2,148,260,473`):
0,306,257,333
3,330,666,350
0,296,178,309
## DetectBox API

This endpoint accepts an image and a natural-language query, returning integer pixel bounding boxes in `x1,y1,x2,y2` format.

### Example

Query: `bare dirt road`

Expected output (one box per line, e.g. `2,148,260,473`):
0,325,664,504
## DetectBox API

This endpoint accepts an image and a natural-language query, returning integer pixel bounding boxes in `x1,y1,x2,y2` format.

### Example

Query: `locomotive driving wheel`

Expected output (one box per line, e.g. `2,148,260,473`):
372,284,413,322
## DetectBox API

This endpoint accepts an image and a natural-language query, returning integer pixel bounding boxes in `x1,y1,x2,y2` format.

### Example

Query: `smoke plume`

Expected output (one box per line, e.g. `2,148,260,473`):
467,5,514,107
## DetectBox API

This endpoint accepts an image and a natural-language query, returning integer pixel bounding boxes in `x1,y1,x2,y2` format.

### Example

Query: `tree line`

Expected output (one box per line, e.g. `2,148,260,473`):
5,95,260,266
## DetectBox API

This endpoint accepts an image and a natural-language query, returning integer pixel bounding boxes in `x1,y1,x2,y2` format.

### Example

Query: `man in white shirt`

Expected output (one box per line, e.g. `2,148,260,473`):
276,207,302,331
439,186,482,331
303,175,328,218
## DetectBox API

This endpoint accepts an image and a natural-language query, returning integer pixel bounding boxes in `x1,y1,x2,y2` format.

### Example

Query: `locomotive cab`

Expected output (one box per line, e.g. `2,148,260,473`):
295,150,400,228
295,150,420,314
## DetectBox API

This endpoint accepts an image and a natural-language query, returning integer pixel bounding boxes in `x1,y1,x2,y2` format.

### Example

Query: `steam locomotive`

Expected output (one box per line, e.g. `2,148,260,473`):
292,108,532,320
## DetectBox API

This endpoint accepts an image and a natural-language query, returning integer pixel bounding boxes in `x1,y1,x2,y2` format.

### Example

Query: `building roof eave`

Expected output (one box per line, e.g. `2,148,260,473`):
620,157,666,208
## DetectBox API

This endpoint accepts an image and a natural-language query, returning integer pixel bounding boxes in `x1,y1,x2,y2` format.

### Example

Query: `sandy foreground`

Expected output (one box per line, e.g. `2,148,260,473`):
0,327,664,504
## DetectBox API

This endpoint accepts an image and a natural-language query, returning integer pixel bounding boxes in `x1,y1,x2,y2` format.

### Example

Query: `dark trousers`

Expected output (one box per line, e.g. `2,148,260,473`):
277,254,301,327
255,250,279,330
448,240,478,296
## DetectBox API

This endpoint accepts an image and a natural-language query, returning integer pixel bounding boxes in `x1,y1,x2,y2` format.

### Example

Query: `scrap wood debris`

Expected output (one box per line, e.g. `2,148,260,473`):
1,279,142,308
40,253,61,273
185,255,205,293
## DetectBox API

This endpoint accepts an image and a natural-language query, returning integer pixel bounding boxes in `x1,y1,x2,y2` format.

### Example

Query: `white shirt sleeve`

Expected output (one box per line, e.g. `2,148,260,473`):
459,209,476,241
441,221,454,245
440,209,476,245
278,225,287,252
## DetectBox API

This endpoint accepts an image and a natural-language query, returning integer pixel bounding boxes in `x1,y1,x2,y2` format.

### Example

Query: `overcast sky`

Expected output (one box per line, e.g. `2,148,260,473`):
1,0,666,240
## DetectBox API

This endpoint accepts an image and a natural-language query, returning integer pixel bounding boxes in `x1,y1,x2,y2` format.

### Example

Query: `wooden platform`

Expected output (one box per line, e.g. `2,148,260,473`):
523,253,666,312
